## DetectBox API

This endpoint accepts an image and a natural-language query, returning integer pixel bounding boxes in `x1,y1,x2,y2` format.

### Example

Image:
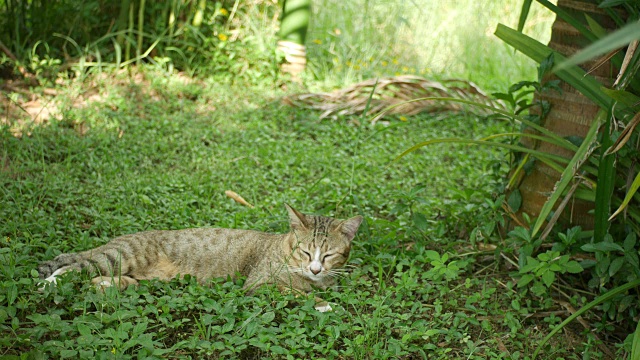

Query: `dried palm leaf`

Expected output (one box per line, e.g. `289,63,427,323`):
282,75,506,120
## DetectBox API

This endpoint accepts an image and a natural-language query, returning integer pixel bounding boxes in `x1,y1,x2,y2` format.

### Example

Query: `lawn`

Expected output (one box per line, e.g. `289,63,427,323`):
0,69,601,359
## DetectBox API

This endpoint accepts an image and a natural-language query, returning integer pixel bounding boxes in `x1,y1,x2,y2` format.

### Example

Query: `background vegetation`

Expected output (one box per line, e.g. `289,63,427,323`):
2,0,639,359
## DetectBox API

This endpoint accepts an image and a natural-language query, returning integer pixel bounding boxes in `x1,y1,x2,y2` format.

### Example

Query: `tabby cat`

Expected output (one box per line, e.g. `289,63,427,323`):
38,204,363,311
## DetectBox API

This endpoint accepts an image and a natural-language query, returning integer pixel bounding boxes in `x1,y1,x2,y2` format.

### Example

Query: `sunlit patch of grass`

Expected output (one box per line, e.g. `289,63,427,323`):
307,0,554,92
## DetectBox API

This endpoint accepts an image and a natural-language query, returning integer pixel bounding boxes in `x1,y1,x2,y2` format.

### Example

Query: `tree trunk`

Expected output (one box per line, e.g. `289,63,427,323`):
515,0,621,230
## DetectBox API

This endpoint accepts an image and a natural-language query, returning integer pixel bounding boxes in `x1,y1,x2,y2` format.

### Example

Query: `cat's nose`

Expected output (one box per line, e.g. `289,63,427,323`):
310,261,322,275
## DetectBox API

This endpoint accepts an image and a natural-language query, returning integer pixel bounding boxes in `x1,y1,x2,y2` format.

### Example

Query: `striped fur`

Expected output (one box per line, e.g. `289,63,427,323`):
38,205,363,310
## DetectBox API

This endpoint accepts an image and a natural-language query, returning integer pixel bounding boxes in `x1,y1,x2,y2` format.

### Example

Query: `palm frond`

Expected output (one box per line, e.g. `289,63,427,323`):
282,75,506,120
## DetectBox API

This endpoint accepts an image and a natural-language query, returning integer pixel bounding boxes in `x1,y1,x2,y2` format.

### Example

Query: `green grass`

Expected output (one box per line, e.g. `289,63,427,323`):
0,69,610,359
306,0,554,92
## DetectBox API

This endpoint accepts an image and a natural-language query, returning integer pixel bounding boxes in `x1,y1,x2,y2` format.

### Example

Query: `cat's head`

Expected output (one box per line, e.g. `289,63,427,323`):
284,204,363,282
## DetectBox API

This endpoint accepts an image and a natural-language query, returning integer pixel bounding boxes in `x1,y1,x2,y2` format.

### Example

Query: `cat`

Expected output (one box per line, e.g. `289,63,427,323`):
38,204,363,312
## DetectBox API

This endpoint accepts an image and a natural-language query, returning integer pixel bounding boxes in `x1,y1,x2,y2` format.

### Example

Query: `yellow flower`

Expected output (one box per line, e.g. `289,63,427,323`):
218,33,228,41
219,8,229,16
353,65,361,70
392,58,399,65
402,66,409,72
313,39,322,44
346,61,352,67
399,116,408,122
381,61,388,67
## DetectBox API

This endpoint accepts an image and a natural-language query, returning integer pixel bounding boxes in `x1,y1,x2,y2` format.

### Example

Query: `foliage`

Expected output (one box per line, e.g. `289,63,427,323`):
0,68,607,358
516,250,583,297
500,1,640,356
0,0,556,90
383,1,640,357
0,0,281,81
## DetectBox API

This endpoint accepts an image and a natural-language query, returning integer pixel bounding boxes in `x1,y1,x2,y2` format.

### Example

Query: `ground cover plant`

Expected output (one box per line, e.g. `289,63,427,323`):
1,69,621,359
3,0,640,359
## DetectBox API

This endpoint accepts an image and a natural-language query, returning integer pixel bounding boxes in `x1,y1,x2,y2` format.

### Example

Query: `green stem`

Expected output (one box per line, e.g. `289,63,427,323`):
126,1,133,62
192,0,206,28
137,0,146,66
279,0,311,45
116,0,131,49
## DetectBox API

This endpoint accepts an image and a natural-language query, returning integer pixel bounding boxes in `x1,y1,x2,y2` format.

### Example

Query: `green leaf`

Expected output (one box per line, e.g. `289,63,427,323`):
608,257,625,277
517,0,533,33
632,319,640,360
270,345,288,355
261,311,275,323
624,233,637,252
507,190,522,212
423,250,440,262
610,170,640,221
599,0,631,7
517,274,535,288
541,270,555,287
60,350,78,359
531,282,547,296
538,252,551,262
601,88,640,109
77,323,92,338
538,53,555,81
412,212,428,232
549,263,563,272
564,261,583,274
593,109,615,242
584,14,607,38
581,242,624,252
554,22,640,72
520,257,540,273
133,321,147,335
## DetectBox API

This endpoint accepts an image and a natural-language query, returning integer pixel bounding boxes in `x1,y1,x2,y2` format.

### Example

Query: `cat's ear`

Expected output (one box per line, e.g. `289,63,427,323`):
285,203,309,230
338,215,363,241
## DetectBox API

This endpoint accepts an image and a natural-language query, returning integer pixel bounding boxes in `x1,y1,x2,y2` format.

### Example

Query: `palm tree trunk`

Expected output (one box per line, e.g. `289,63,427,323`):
515,0,621,229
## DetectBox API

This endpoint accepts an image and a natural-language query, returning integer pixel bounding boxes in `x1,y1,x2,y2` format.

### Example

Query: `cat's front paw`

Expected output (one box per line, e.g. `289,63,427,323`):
37,268,63,292
315,303,333,312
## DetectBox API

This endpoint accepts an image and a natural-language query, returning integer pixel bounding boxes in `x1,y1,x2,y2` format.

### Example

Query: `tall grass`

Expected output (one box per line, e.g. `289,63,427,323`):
0,1,282,80
307,0,554,91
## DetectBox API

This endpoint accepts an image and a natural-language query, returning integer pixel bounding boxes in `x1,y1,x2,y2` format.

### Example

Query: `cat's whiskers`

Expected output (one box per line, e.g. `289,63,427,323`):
285,265,305,274
326,269,350,279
